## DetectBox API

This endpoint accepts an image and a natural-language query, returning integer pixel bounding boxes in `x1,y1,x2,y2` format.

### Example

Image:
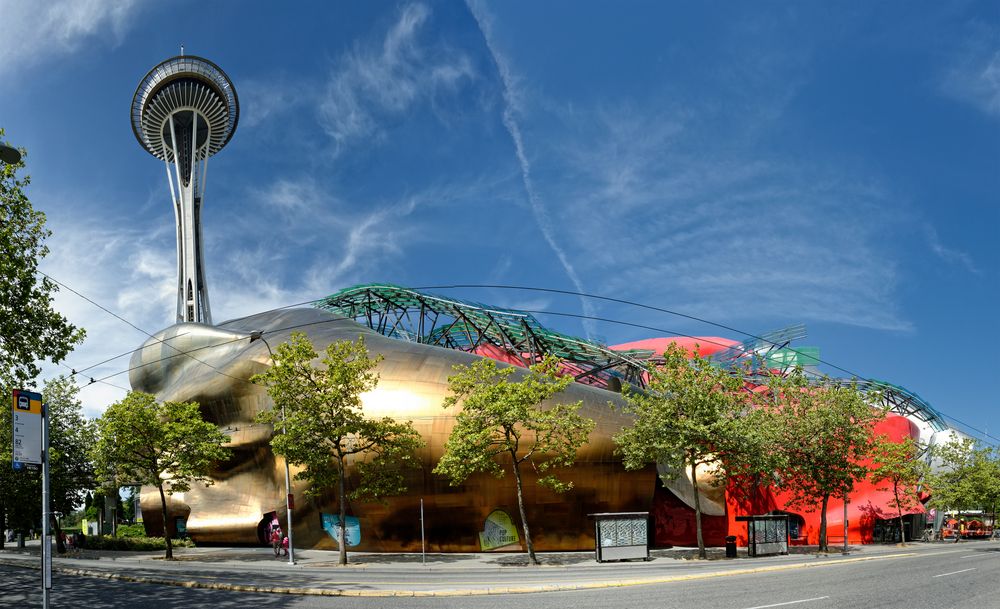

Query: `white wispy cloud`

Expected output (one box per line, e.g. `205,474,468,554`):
37,213,176,417
317,2,475,153
532,99,914,333
941,22,1000,118
465,0,599,339
924,224,980,275
0,0,138,78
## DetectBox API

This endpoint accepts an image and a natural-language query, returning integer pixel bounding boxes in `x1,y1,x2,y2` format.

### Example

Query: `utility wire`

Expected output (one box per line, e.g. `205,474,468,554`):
40,271,250,385
43,271,996,447
416,283,869,379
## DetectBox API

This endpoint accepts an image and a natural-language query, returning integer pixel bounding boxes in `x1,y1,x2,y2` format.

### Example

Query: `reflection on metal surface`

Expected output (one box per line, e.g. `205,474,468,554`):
130,308,717,551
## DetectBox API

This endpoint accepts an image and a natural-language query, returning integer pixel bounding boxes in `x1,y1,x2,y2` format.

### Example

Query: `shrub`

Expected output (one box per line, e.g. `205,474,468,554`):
116,523,147,538
83,535,195,551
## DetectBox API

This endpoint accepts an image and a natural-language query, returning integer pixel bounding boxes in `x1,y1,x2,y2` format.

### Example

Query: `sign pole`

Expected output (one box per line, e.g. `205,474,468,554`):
420,498,426,565
843,494,849,555
41,401,51,608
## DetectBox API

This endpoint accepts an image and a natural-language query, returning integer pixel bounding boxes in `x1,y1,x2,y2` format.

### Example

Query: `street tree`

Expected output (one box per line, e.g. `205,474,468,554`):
0,129,84,389
0,130,85,547
869,436,929,544
252,332,423,567
43,376,97,551
773,371,885,552
0,376,95,551
614,344,749,559
92,391,231,559
928,438,998,521
434,356,594,565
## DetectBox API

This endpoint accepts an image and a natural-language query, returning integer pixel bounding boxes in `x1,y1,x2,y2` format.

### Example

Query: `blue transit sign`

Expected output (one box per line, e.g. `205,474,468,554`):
12,389,43,469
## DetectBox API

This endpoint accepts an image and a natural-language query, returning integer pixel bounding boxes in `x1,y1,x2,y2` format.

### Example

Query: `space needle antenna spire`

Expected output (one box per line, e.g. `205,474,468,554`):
130,55,239,324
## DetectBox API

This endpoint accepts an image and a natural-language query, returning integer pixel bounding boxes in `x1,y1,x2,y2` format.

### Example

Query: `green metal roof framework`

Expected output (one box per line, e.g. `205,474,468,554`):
317,283,652,389
842,379,947,432
316,283,949,429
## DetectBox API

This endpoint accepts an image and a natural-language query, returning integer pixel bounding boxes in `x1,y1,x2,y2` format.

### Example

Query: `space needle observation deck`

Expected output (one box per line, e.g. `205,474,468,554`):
130,54,239,324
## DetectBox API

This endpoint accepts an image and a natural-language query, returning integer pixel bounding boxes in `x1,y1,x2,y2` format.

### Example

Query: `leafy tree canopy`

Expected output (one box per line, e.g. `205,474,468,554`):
1,129,85,388
772,370,885,551
92,391,230,558
434,355,594,565
252,332,422,566
614,343,750,558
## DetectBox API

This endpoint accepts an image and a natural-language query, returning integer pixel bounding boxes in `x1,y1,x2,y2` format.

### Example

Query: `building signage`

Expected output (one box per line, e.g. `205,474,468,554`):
479,509,519,551
12,389,43,470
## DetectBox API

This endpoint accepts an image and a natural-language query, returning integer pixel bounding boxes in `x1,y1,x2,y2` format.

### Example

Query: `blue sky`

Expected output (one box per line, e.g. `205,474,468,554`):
1,1,997,443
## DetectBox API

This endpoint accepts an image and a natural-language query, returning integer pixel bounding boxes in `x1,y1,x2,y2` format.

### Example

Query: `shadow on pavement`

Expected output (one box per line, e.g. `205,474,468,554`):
4,565,287,609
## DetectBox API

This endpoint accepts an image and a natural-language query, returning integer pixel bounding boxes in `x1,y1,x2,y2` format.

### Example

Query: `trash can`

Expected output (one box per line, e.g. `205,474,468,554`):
725,535,737,558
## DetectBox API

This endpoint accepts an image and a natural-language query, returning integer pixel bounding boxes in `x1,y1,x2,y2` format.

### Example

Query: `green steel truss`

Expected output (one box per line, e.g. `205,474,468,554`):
316,284,949,429
841,379,947,431
317,283,652,389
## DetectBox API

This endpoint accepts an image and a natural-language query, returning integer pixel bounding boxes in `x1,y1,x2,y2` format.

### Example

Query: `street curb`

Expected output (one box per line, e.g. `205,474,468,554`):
0,552,917,596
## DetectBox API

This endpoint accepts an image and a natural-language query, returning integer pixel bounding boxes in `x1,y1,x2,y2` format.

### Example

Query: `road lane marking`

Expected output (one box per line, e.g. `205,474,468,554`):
744,597,829,609
933,568,976,577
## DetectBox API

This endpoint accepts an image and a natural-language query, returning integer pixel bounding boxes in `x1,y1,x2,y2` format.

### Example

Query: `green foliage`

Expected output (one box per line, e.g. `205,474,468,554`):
771,370,885,552
0,376,96,547
44,376,98,517
92,391,230,559
870,436,929,542
0,131,85,544
85,535,195,551
0,129,85,389
252,332,422,566
434,355,594,565
115,523,147,538
614,344,748,559
927,438,999,513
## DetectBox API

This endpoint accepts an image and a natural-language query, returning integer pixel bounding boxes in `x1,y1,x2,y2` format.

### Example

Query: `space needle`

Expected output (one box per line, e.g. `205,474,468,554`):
130,54,239,324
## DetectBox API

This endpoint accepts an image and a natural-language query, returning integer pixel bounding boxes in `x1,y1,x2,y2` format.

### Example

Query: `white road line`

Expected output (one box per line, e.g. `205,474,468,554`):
933,568,977,578
743,597,830,609
960,555,980,558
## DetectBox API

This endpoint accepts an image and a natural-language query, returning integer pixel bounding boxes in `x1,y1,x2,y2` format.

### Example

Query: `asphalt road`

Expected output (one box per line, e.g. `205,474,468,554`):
2,545,997,608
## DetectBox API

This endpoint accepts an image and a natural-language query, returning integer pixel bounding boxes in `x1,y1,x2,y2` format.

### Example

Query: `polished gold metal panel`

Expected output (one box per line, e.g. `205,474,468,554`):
130,308,706,551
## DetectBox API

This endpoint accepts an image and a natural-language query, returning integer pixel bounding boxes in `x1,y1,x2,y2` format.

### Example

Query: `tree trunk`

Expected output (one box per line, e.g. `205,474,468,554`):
819,493,830,553
338,457,348,566
894,482,905,545
511,455,538,565
691,459,706,559
158,483,173,560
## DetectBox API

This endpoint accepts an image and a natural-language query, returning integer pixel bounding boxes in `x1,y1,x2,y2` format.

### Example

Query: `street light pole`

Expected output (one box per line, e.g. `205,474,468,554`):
249,331,295,565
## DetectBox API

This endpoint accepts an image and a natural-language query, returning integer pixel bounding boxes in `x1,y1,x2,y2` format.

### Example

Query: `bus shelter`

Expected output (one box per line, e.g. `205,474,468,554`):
736,514,789,557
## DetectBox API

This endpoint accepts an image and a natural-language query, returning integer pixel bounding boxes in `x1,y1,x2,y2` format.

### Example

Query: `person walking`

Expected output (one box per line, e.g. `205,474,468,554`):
270,526,283,558
281,534,289,557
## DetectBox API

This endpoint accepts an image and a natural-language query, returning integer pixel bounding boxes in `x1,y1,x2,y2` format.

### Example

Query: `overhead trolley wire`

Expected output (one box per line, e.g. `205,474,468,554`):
415,283,870,381
39,271,997,447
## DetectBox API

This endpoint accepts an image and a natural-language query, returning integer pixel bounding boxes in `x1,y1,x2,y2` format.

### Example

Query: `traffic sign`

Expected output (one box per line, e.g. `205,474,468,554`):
12,389,42,469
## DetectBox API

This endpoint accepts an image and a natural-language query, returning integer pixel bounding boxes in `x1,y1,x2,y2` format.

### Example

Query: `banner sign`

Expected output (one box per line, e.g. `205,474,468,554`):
479,509,519,551
12,389,43,470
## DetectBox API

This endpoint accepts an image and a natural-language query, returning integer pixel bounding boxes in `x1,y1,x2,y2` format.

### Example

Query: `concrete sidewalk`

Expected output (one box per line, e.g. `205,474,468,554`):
1,539,991,596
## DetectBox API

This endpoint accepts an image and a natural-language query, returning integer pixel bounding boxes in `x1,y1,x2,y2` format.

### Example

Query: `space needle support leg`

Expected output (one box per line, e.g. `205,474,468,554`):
163,148,183,323
167,114,188,322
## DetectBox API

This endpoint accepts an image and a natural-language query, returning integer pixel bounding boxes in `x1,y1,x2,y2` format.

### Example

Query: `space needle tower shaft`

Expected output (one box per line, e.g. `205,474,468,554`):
131,55,239,324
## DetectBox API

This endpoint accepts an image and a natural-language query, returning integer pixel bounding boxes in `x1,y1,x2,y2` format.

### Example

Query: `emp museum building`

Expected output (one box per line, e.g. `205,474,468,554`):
128,54,961,553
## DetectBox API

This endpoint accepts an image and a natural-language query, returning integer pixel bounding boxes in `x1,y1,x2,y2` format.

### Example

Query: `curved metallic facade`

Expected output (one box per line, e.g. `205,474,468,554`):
130,308,723,551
